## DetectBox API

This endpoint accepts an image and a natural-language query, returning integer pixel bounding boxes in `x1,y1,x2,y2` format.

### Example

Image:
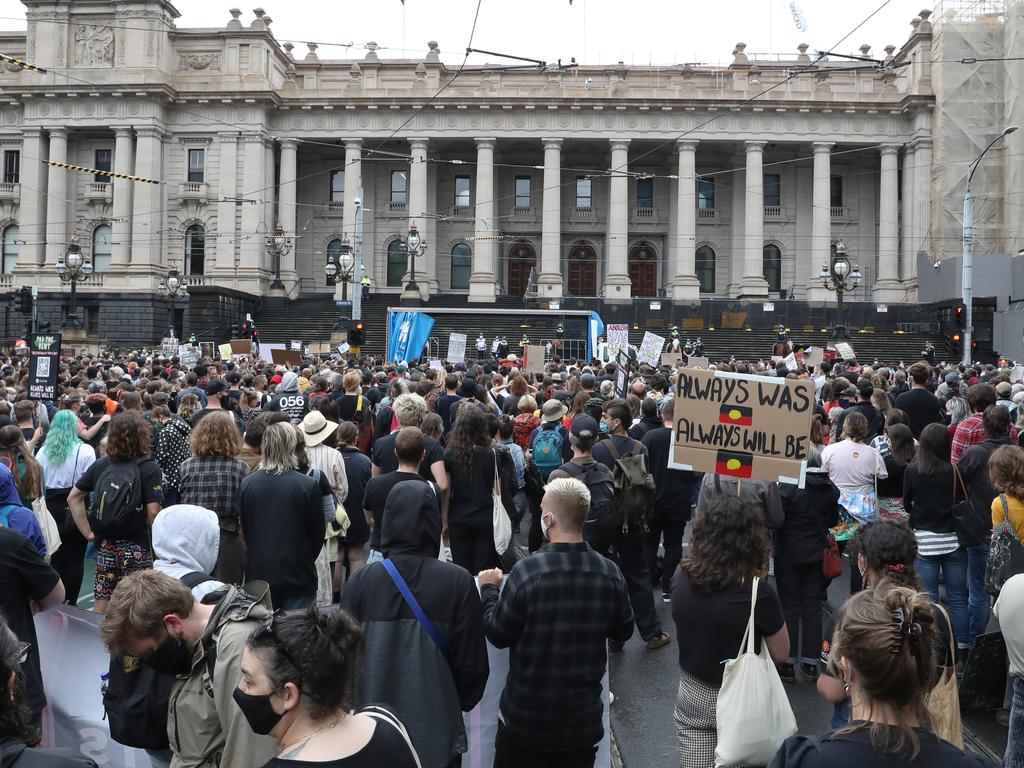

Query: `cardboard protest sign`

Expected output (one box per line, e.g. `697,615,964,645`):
429,359,444,370
637,332,665,366
523,344,545,375
802,346,823,370
217,343,232,360
783,352,798,371
180,345,201,369
270,348,303,366
834,341,855,360
230,339,253,355
661,352,683,367
161,337,178,357
615,365,628,398
669,368,815,487
1012,365,1024,384
290,340,303,351
686,356,709,369
446,333,467,362
307,342,333,355
607,324,629,355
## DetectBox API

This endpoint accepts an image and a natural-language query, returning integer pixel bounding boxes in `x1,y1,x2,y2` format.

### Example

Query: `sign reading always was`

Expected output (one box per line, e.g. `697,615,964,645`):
670,368,815,487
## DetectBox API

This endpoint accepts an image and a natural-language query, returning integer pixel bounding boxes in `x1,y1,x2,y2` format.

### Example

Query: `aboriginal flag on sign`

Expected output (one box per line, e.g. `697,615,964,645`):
715,450,753,479
719,403,753,426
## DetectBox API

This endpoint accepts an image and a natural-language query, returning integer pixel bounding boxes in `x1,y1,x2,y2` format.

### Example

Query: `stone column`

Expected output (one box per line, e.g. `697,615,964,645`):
17,128,45,268
45,128,68,269
910,138,932,295
340,140,363,299
238,135,266,283
130,127,165,271
407,138,430,299
738,140,769,298
874,144,903,301
110,127,134,269
899,144,916,285
805,142,834,301
469,138,497,302
215,133,238,273
603,139,632,299
538,138,563,299
669,139,700,300
277,138,298,283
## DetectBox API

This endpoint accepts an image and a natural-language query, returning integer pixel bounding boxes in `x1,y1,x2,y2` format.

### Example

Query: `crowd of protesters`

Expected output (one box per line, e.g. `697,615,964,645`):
2,343,1022,767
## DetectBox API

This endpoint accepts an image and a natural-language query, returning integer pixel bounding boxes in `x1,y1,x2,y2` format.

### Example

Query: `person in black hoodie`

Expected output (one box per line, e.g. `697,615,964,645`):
628,397,662,441
341,480,488,768
775,457,841,683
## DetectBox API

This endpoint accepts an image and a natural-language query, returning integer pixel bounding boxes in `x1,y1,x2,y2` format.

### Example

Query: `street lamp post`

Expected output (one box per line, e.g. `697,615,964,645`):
400,223,427,305
963,125,1018,366
157,261,187,338
325,237,355,306
265,222,292,293
56,234,93,329
818,240,862,340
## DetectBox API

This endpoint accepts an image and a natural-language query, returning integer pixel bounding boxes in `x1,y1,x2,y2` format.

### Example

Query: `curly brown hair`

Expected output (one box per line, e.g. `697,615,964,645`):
190,412,241,458
682,494,769,593
105,412,151,462
990,444,1024,501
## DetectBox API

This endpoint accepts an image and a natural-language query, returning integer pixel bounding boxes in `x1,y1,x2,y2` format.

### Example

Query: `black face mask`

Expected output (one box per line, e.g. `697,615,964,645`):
233,687,284,735
144,633,193,676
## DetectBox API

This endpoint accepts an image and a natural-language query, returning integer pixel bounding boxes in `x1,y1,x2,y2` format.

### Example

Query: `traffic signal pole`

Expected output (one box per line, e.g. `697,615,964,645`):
30,285,37,335
352,190,364,322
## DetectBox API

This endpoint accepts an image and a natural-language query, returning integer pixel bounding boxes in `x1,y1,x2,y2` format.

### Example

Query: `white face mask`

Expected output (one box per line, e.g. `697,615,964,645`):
540,512,553,539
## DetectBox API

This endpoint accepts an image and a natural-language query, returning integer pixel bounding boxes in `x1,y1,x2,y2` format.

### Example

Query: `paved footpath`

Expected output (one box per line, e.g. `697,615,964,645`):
609,553,1008,767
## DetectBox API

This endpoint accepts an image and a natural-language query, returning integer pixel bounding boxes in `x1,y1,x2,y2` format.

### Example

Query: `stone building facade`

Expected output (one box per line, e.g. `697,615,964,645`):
0,0,996,342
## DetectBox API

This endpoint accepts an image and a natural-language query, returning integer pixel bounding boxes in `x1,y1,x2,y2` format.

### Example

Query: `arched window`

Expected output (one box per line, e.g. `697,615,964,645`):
386,239,407,287
325,238,343,286
763,243,782,293
695,245,715,293
184,224,206,276
2,225,18,275
450,243,472,290
92,225,112,272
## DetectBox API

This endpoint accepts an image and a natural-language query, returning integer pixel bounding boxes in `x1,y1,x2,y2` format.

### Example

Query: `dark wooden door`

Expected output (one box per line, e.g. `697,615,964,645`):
508,259,534,296
568,258,597,296
629,259,657,296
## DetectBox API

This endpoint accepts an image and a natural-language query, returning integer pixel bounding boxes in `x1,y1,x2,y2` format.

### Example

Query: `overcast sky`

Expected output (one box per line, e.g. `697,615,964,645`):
0,0,930,67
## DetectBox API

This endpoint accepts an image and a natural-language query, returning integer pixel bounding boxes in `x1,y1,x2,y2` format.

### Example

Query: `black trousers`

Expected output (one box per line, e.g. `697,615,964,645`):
774,558,827,663
47,492,86,605
449,522,498,575
590,525,661,642
644,513,686,594
493,723,596,768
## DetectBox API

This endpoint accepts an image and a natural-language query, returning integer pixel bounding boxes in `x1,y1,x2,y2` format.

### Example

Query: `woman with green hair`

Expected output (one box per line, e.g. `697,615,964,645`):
36,409,95,604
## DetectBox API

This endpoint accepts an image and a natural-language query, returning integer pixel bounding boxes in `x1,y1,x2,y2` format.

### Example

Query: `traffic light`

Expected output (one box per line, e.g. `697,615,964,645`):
240,320,252,338
949,332,962,354
954,303,965,328
14,287,32,315
348,321,365,347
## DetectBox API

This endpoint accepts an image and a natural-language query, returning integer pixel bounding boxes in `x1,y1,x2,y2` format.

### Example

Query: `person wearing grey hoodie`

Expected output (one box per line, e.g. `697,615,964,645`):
152,505,226,601
266,370,309,424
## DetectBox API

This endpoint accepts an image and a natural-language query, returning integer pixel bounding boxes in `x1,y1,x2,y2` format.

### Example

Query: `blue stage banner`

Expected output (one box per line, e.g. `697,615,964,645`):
387,311,435,364
587,311,605,363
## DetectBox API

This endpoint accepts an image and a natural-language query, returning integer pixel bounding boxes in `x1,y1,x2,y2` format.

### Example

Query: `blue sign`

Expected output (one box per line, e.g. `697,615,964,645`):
335,300,353,308
387,311,435,363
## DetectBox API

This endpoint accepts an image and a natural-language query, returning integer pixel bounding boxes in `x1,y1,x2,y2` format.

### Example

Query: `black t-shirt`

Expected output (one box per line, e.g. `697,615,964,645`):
770,728,996,768
435,394,461,432
670,568,784,686
894,388,944,439
371,432,444,480
444,447,497,528
0,527,60,716
267,391,309,424
261,711,419,768
362,471,426,550
191,407,246,435
75,456,164,545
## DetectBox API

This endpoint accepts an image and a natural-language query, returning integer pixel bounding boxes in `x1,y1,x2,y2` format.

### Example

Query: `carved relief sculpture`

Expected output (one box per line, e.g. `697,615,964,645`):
178,53,222,71
74,25,114,66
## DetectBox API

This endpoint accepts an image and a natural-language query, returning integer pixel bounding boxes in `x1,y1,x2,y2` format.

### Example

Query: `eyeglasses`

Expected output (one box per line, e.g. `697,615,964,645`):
252,610,303,678
15,642,29,665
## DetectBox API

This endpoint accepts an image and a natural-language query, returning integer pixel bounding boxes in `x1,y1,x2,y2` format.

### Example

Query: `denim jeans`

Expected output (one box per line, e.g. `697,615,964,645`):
916,546,970,649
967,538,992,646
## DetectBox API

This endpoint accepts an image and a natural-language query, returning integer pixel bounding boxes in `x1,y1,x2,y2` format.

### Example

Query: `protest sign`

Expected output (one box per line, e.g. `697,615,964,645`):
180,344,201,369
161,337,178,357
270,348,303,366
429,359,443,370
686,356,709,370
28,334,60,400
446,332,467,362
802,346,823,370
290,340,303,351
1012,365,1024,384
607,324,629,355
669,368,815,487
336,342,350,355
661,352,683,367
217,343,232,360
523,344,546,375
834,341,855,360
783,352,798,371
229,339,253,356
615,365,628,398
637,331,665,366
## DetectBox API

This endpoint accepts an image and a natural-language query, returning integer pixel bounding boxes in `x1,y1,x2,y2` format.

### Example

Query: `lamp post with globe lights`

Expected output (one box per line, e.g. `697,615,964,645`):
400,223,427,305
325,236,355,306
157,261,188,338
265,222,293,293
818,240,861,340
55,234,93,329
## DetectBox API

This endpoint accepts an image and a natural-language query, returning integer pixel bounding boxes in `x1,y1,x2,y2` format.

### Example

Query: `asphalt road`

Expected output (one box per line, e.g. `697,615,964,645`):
609,548,1008,767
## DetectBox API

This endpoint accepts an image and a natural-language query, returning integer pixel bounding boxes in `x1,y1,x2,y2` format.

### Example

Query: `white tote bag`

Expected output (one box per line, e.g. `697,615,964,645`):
492,451,513,556
714,576,797,767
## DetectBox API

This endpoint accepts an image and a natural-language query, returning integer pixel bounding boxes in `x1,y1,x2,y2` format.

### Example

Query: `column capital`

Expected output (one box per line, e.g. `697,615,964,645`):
113,126,134,139
811,141,835,153
910,137,932,151
474,137,497,149
279,137,298,150
136,126,169,140
541,138,563,150
20,127,44,139
408,137,430,151
47,127,68,140
609,138,631,151
879,143,900,156
744,140,767,151
677,139,698,152
342,139,362,150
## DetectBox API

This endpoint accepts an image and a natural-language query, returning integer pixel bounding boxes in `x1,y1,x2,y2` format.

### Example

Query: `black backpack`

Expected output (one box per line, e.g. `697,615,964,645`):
87,459,148,539
103,572,215,751
561,461,619,550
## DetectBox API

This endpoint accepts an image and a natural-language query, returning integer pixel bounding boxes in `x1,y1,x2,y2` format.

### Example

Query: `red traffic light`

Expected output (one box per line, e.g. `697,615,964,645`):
355,322,364,331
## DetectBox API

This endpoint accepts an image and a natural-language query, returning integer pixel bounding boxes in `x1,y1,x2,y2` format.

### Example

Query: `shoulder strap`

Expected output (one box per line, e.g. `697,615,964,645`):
361,706,423,768
605,439,622,461
180,571,214,590
380,558,448,658
715,473,723,494
933,602,957,668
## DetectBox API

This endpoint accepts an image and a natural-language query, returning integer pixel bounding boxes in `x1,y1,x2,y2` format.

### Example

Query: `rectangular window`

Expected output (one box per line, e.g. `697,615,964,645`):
187,149,205,184
514,176,532,208
330,170,344,202
86,306,100,337
636,177,654,208
764,174,781,207
454,175,471,207
575,176,592,208
390,170,407,204
94,149,112,184
697,178,715,209
830,175,843,208
3,151,19,184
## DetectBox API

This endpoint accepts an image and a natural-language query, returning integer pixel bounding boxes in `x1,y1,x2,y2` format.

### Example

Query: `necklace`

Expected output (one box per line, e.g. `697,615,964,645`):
279,717,342,758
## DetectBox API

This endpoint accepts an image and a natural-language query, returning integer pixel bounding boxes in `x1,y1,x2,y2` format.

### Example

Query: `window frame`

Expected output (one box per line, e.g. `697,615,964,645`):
453,175,471,208
330,170,345,202
695,245,715,293
697,178,715,209
184,223,206,276
514,176,532,208
450,242,472,290
386,239,407,287
2,225,18,275
187,149,205,184
3,150,19,184
94,149,112,184
830,175,843,208
575,176,593,209
763,243,782,293
390,170,408,205
636,177,654,209
764,173,782,207
91,224,112,272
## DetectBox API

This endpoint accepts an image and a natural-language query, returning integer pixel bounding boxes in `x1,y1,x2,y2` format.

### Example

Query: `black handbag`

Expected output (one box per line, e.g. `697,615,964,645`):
950,465,988,548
